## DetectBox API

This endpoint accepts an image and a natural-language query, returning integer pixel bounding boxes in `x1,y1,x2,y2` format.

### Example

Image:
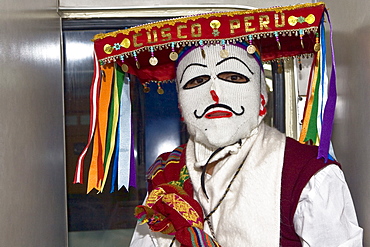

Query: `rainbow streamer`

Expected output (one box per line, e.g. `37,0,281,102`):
299,13,337,161
75,60,136,193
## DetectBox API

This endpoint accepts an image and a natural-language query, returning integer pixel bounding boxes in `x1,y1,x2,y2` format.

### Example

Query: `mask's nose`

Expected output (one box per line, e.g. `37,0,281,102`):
210,90,219,104
209,75,220,104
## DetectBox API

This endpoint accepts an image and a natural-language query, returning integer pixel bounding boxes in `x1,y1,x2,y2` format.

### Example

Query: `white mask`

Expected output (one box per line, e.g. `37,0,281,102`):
176,44,267,149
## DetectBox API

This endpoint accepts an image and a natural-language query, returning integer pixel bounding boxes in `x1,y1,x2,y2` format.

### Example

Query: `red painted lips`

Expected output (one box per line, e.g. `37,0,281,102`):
205,110,233,119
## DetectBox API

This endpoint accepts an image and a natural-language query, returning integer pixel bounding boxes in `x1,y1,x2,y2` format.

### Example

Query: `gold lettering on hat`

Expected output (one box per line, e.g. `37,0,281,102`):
274,13,285,28
259,15,270,30
177,25,188,39
191,23,202,37
133,33,143,47
147,30,158,44
244,16,255,32
230,19,240,34
161,28,172,41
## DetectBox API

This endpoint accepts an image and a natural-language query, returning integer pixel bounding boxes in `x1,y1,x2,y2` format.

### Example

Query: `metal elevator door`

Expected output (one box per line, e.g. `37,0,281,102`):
63,18,184,246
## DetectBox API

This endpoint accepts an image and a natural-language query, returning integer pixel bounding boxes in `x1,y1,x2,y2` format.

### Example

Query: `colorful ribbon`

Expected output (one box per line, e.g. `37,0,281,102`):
73,52,101,184
299,52,319,143
87,64,114,193
74,56,137,194
117,75,132,191
299,11,337,162
100,65,122,192
318,9,337,162
110,69,125,193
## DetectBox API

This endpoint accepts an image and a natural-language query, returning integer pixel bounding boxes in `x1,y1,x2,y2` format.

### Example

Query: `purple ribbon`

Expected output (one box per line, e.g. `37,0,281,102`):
129,121,137,188
318,9,337,162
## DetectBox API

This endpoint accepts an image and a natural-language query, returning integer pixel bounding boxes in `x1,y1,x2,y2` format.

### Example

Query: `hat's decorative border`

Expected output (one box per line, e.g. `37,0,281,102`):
93,2,325,65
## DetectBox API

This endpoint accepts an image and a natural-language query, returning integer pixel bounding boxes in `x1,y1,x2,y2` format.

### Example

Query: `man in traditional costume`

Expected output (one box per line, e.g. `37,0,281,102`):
89,2,363,246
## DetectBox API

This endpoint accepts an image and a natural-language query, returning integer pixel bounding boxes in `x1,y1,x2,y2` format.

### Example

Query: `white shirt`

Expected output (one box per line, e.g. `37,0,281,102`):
294,164,363,246
130,165,363,247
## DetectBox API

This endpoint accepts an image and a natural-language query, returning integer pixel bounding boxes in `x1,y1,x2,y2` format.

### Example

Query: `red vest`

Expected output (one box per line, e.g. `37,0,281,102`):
146,137,340,246
280,137,340,246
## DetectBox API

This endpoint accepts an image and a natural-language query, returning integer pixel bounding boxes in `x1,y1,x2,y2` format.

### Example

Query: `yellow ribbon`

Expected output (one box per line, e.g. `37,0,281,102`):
299,51,320,143
101,66,121,192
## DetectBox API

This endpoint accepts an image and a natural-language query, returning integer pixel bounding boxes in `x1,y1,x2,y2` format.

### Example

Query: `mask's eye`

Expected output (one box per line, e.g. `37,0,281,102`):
183,75,210,89
217,72,250,83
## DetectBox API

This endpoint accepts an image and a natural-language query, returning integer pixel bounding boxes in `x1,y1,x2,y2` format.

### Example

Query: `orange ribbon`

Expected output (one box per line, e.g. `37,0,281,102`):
87,64,114,193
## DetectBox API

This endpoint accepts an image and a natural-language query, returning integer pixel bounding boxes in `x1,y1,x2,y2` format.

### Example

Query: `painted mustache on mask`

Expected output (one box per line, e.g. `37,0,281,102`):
193,104,245,119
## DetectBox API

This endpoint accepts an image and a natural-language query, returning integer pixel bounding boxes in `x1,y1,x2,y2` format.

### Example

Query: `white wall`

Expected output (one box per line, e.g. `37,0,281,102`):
324,0,370,245
0,0,67,246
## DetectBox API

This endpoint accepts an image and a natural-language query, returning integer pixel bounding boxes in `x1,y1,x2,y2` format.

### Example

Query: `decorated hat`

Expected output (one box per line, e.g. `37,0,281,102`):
93,2,325,83
75,2,337,193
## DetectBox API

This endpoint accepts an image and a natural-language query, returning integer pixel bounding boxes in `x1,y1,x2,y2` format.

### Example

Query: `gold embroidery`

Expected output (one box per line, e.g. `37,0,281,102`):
166,160,180,166
210,20,221,29
169,180,182,187
92,2,325,41
305,14,316,24
274,13,285,28
161,28,171,41
289,16,297,26
103,44,113,54
145,187,165,208
147,30,158,44
289,14,316,26
120,38,130,48
162,193,203,229
244,16,255,32
179,165,189,184
229,19,240,34
259,15,271,30
210,20,221,36
133,33,143,47
177,25,187,39
191,23,202,37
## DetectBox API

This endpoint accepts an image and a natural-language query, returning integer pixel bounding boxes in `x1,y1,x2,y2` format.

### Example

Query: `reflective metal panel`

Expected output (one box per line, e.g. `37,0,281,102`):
63,18,182,234
59,0,304,10
0,0,67,246
58,0,309,18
